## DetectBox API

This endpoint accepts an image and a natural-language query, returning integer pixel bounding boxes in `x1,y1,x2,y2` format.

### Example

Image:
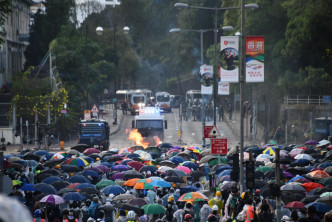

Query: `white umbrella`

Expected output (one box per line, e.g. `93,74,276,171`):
319,139,330,146
294,154,314,161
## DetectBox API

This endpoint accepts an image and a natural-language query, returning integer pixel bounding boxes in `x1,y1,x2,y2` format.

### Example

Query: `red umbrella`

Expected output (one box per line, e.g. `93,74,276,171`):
307,170,330,179
302,182,325,192
127,161,144,171
284,201,305,209
83,148,100,155
66,183,81,189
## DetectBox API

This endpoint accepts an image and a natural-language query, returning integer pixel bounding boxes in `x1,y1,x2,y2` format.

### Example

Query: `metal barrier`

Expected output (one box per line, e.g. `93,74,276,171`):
284,95,330,105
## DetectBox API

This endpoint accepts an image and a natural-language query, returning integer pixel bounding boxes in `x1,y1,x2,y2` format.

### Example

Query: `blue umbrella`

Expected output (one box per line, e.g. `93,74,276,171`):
75,183,96,189
67,175,91,184
169,156,184,165
33,183,57,194
245,146,262,154
180,185,199,194
102,185,125,195
34,150,49,156
318,162,332,169
63,192,86,201
45,153,54,160
127,153,140,159
216,165,232,175
181,161,198,170
305,202,331,213
291,159,312,166
20,183,37,191
101,162,112,167
24,160,39,167
149,180,171,188
217,169,232,178
81,156,94,163
289,176,306,183
82,170,100,178
42,176,62,185
121,159,133,165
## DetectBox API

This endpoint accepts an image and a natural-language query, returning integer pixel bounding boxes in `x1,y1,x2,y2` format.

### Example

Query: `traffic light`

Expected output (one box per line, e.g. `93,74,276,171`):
246,160,255,190
231,153,239,182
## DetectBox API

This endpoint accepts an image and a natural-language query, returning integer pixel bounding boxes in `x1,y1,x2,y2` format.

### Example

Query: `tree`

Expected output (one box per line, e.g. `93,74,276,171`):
0,0,12,44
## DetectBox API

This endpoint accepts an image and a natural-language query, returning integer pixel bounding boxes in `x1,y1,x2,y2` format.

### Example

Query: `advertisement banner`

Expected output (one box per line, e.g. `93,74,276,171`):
220,36,239,83
218,82,230,95
200,65,213,95
246,36,264,82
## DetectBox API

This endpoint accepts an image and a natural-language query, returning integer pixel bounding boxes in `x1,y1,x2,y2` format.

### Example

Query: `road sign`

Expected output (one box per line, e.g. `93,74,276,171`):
91,104,99,113
208,126,221,138
84,110,91,120
204,126,214,138
211,138,227,154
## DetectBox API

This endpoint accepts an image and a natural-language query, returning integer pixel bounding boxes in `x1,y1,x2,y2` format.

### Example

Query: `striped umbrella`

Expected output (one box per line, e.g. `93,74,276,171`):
178,192,208,202
40,194,65,205
65,157,89,166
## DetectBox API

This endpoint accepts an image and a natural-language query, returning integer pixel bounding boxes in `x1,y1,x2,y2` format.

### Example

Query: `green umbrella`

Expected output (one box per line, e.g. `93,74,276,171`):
142,204,166,215
256,166,274,173
145,147,161,155
96,180,117,189
208,157,227,166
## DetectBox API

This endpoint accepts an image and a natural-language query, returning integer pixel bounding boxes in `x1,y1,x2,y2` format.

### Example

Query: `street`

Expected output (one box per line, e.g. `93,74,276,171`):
109,108,239,149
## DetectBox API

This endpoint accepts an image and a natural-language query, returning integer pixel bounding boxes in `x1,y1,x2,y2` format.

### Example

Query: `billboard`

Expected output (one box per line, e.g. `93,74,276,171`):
246,36,264,82
218,81,230,95
200,65,213,95
220,36,239,83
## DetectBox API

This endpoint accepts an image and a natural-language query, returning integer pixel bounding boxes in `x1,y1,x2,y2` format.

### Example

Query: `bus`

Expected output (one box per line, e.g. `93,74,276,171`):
155,91,171,112
314,116,332,141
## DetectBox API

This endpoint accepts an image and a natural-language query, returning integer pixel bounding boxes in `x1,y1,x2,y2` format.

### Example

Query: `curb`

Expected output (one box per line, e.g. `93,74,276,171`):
110,112,124,136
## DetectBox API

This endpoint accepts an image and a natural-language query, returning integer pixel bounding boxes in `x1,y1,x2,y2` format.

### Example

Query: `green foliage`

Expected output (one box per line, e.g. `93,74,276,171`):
0,0,12,44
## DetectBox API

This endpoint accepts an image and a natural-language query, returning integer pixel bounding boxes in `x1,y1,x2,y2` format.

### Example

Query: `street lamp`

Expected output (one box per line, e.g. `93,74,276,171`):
96,25,130,125
174,2,258,127
170,26,233,147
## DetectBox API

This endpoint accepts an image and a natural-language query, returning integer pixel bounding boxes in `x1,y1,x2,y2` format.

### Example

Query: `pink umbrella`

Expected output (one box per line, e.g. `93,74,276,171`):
176,166,192,174
40,194,65,205
83,148,100,155
289,148,304,157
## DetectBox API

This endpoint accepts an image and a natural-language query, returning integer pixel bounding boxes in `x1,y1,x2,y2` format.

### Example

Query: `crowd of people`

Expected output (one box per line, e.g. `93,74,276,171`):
1,138,332,222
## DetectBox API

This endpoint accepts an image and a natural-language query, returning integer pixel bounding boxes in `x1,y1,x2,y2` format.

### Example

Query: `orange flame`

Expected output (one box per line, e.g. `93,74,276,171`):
127,129,149,148
153,136,162,146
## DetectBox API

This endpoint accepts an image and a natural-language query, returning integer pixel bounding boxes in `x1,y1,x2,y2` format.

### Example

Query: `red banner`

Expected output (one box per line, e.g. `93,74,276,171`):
246,36,264,82
211,138,227,154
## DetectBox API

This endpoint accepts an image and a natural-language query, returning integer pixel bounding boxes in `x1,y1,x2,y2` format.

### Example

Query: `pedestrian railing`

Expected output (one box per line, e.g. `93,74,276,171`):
284,95,331,105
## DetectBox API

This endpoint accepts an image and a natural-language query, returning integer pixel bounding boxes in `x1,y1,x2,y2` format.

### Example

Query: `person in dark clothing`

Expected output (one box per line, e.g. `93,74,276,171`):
121,101,128,114
219,104,224,122
257,200,274,222
305,206,321,222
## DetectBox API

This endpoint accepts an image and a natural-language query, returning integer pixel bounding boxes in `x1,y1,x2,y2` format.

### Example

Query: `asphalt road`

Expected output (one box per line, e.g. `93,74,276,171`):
109,108,239,150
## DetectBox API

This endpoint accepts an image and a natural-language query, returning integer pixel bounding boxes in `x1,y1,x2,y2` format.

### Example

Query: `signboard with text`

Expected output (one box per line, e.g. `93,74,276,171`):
218,81,230,95
211,138,227,154
246,36,264,82
204,126,214,138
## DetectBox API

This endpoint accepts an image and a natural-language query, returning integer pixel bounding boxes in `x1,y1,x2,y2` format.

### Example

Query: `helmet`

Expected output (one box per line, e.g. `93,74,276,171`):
282,215,290,221
212,205,219,211
216,191,221,197
69,173,74,177
184,214,192,220
127,210,136,219
96,158,100,161
55,165,61,169
168,195,174,202
34,209,41,217
241,192,246,199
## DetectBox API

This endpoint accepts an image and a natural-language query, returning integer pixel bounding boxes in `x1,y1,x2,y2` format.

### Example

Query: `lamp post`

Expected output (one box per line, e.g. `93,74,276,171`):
174,2,258,127
170,26,233,147
96,25,130,125
175,1,258,193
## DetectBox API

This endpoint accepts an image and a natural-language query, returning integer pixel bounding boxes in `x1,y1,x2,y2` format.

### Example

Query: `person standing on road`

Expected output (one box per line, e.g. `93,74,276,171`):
219,104,224,122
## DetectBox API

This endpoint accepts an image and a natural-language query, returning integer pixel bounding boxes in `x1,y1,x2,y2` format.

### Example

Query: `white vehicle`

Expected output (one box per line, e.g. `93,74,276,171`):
129,93,146,115
116,90,130,104
155,91,171,112
186,90,202,106
132,107,167,141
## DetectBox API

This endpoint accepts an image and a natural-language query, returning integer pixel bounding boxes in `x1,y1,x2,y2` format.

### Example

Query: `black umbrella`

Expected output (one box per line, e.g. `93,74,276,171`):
42,169,61,176
57,188,76,195
159,161,177,168
52,181,70,191
264,171,286,179
89,154,101,159
165,169,186,177
140,165,158,173
34,183,57,194
71,144,90,153
44,159,64,168
285,167,309,175
23,152,40,161
36,173,53,183
164,176,185,183
60,164,82,172
276,156,293,165
158,143,173,149
310,153,323,159
316,196,332,207
122,170,144,180
301,195,320,204
115,203,144,215
255,180,267,189
281,192,306,205
304,149,318,154
190,171,206,179
80,187,99,194
255,171,264,179
106,156,123,162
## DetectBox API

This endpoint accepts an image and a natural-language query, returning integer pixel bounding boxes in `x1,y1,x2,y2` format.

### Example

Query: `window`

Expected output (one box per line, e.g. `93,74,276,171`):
137,120,163,129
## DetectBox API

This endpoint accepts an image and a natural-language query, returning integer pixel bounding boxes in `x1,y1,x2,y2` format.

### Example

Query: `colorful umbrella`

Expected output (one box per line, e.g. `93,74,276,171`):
133,179,152,190
301,182,324,192
307,170,330,179
178,192,208,202
284,201,305,209
52,152,67,160
12,180,22,186
124,178,140,187
263,147,275,155
40,194,65,205
142,204,166,215
65,157,89,166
